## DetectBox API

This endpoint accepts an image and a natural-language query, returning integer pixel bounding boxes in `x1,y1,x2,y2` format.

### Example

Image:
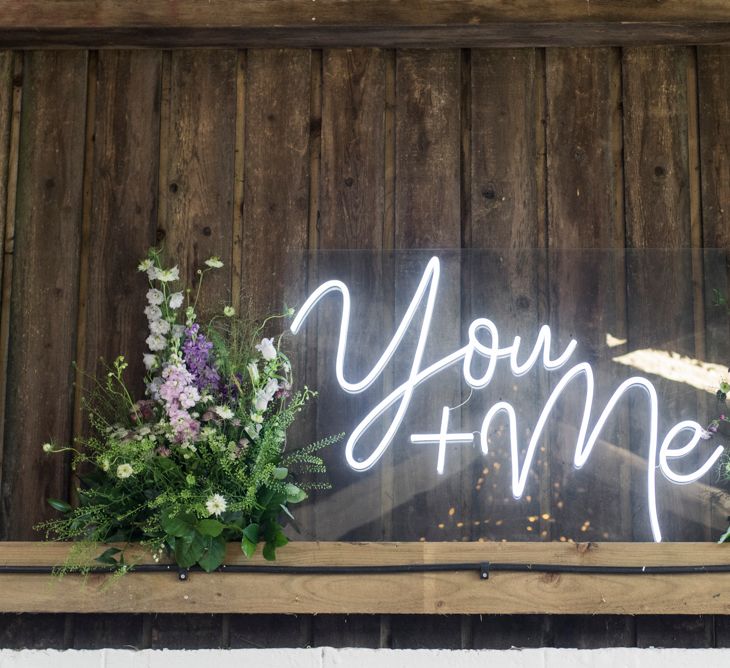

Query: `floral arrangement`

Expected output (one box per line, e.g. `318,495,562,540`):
39,248,338,572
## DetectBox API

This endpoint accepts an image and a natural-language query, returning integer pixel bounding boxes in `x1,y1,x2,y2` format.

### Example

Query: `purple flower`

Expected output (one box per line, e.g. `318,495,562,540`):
182,324,221,391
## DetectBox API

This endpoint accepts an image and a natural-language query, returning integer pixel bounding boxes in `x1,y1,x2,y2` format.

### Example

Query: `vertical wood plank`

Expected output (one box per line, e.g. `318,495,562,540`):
623,47,702,544
467,46,553,651
545,45,635,651
0,51,16,495
310,47,387,647
390,48,461,648
153,48,237,649
160,50,236,306
1,51,87,539
468,49,547,541
229,47,313,650
697,46,730,543
545,48,630,542
82,51,161,397
74,49,162,650
623,45,713,648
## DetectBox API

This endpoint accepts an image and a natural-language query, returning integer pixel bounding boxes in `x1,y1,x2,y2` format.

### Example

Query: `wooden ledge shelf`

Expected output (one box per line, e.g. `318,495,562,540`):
1,542,730,615
1,1,730,48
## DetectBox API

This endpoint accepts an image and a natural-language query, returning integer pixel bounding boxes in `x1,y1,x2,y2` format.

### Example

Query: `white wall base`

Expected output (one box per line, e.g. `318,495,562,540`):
1,647,730,668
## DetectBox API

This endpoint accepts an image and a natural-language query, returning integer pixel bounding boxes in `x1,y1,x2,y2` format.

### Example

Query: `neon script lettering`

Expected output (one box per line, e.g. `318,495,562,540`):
290,257,724,541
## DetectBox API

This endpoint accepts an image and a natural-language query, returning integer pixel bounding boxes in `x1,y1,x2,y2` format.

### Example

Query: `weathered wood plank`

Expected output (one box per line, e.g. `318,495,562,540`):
622,47,706,543
697,46,730,545
314,47,387,541
229,47,314,649
154,47,238,650
1,542,730,615
2,1,730,48
82,51,161,409
545,48,629,545
160,50,236,307
467,48,547,542
311,47,388,647
1,51,87,540
392,50,462,546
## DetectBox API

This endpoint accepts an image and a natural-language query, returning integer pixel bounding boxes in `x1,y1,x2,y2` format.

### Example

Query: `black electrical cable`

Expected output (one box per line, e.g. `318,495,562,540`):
2,561,730,580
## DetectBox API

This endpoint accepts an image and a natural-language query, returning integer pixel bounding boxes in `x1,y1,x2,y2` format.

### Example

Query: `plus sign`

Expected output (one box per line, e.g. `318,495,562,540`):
410,406,475,474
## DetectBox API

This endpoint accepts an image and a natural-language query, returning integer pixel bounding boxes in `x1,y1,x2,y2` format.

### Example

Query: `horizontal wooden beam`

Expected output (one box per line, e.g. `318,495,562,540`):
1,1,730,47
1,542,729,614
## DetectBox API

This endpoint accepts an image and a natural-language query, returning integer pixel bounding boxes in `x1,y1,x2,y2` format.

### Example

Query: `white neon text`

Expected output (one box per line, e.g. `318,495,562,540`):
291,257,725,542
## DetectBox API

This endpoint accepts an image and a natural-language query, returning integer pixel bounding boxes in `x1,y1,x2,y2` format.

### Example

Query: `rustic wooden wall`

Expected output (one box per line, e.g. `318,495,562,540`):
0,46,729,648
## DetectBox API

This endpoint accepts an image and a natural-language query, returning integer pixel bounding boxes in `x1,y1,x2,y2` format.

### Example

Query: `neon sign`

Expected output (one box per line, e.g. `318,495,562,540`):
291,256,725,542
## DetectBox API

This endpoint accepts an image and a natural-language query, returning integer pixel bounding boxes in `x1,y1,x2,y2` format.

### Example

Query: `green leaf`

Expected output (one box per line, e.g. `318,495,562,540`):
242,522,260,544
284,484,307,504
198,536,226,572
174,532,206,568
262,542,276,561
279,503,295,521
241,537,257,559
95,547,122,565
161,509,195,538
197,519,224,537
718,526,730,544
274,530,289,548
273,467,288,480
48,498,72,513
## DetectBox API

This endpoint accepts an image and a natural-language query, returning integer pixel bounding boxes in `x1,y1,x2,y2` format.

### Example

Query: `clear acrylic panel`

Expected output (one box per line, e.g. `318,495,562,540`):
284,250,730,543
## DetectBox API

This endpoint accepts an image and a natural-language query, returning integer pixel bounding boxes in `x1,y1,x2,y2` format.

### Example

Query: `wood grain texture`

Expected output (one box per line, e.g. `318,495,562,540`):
312,47,388,647
2,1,730,48
241,49,311,315
314,48,387,541
467,48,548,542
160,50,236,308
229,48,314,649
1,542,730,615
82,51,161,406
622,47,705,542
697,46,730,545
1,51,87,540
392,50,462,544
155,48,238,650
545,48,630,544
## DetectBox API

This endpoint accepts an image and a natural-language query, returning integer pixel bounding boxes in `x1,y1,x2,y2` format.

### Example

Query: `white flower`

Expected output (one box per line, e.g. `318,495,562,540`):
247,362,259,385
144,304,162,321
147,266,160,281
138,259,153,273
169,292,184,309
205,493,227,517
42,443,53,453
172,324,185,340
143,353,158,370
116,463,134,479
251,413,264,424
223,305,235,317
263,378,279,398
179,386,200,409
146,288,164,305
205,257,224,269
150,319,171,336
255,337,277,361
146,334,167,352
214,405,234,420
253,390,270,412
157,266,180,282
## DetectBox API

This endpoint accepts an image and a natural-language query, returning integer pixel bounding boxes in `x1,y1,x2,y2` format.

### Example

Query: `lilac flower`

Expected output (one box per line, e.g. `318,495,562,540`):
182,324,221,391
